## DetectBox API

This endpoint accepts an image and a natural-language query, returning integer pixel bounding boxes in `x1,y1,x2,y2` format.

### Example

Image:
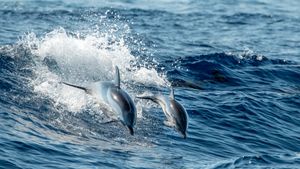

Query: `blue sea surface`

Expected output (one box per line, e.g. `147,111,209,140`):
0,0,300,168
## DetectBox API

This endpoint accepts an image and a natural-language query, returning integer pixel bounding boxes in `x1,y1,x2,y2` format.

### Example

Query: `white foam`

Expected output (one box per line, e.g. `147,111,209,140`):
21,27,168,116
133,67,167,86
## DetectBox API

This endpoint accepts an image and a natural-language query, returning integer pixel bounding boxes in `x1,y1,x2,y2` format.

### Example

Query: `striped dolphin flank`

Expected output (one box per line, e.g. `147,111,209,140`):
137,88,188,138
62,66,137,135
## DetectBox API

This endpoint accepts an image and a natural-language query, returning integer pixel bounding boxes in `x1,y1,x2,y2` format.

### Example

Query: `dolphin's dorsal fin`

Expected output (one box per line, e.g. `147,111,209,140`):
114,66,120,88
170,87,175,100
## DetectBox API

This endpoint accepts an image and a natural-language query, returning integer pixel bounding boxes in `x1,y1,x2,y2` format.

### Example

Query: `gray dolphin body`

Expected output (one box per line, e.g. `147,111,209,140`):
137,88,189,138
63,66,137,135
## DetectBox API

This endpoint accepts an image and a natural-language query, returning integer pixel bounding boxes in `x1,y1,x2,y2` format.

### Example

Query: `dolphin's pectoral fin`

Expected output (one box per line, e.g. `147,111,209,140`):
100,119,119,124
114,66,120,88
119,120,126,126
163,120,174,127
62,82,92,94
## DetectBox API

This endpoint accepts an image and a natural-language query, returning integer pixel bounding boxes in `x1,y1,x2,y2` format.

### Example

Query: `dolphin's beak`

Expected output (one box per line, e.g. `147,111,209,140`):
127,126,134,135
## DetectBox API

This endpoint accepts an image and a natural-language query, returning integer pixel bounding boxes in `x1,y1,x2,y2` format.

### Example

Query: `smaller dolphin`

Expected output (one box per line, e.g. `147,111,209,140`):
137,88,189,138
62,66,137,135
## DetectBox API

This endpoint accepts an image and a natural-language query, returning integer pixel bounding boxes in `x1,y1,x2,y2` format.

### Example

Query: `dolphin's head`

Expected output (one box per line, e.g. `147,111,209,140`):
169,99,188,139
108,87,137,135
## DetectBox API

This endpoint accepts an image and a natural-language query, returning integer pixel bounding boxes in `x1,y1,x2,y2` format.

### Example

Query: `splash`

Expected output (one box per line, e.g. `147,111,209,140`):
226,48,265,62
20,27,168,115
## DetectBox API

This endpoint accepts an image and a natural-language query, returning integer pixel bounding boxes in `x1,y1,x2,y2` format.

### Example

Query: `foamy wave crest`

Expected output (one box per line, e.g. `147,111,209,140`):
20,27,168,114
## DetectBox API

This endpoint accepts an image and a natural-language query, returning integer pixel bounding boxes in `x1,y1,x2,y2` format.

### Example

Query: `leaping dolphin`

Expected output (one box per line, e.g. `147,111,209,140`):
62,66,137,135
137,88,189,138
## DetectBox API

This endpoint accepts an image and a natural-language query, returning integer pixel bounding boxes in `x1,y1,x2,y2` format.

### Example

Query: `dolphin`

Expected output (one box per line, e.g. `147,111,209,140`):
62,66,137,135
137,88,189,138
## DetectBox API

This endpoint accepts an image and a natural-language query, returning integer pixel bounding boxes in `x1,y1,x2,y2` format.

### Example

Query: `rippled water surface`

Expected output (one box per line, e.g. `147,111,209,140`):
0,0,300,168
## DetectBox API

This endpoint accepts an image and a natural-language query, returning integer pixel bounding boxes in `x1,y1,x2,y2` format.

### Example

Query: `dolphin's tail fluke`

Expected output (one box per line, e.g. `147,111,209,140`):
127,126,134,135
136,95,158,104
137,95,167,112
62,82,91,94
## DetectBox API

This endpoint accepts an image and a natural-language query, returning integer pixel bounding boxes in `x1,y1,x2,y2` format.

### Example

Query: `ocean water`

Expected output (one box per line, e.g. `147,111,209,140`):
0,0,300,168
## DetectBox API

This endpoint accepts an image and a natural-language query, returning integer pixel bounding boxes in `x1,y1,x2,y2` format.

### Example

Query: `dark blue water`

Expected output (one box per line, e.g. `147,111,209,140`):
1,0,300,168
